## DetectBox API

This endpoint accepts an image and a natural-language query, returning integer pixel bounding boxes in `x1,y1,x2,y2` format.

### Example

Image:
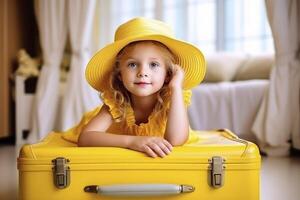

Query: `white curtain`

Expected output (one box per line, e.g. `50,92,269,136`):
252,0,300,156
60,0,100,131
30,0,68,141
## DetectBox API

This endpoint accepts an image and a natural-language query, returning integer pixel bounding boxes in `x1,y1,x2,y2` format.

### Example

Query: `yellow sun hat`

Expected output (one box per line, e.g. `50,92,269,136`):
86,17,206,92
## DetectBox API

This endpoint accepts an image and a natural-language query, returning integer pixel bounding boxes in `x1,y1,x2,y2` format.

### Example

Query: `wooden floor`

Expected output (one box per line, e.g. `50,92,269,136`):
0,145,300,200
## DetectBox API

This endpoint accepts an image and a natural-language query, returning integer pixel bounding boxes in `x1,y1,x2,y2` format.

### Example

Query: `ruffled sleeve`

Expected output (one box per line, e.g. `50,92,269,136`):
101,91,122,120
183,89,192,107
164,89,192,108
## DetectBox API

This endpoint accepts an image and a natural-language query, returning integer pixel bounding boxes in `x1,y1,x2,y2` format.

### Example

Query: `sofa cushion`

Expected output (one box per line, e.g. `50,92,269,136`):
204,53,248,82
234,54,274,81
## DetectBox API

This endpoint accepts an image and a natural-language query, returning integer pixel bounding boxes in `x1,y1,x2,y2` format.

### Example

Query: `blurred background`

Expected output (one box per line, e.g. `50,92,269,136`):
0,0,299,199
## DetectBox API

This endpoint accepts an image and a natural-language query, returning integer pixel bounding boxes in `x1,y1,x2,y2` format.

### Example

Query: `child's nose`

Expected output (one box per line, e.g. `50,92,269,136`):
137,71,148,78
137,66,149,77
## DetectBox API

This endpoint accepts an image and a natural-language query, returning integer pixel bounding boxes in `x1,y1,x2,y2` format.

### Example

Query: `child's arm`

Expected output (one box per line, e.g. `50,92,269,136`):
164,65,189,146
78,105,172,157
78,105,127,147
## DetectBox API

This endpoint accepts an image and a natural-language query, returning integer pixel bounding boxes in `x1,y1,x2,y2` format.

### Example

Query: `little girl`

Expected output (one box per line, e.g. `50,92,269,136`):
62,17,206,158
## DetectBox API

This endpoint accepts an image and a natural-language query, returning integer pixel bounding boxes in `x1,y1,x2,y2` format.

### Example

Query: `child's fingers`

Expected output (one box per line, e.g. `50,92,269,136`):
171,64,178,74
157,142,172,155
144,145,157,158
172,64,182,72
162,139,173,152
149,143,167,158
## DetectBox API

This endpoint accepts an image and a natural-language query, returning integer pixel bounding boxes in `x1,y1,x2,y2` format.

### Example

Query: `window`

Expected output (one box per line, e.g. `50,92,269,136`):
101,0,273,54
223,0,273,53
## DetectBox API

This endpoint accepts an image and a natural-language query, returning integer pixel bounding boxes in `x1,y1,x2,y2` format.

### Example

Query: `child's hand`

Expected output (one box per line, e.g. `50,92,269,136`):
127,136,173,158
168,64,185,90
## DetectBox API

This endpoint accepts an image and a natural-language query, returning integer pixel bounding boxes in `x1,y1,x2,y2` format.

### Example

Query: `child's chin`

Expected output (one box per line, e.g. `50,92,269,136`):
131,90,158,97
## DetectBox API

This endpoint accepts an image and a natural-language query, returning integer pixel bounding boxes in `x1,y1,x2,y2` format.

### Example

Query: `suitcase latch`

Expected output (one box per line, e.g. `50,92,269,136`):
52,157,70,189
208,156,225,188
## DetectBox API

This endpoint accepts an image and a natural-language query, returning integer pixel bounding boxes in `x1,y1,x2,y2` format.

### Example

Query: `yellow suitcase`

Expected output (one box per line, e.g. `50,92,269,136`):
18,129,260,200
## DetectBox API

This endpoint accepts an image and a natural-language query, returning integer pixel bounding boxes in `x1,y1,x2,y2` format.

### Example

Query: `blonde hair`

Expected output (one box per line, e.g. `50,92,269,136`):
103,40,176,122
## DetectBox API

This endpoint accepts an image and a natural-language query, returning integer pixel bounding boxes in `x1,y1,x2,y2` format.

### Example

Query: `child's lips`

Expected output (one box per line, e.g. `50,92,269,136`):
134,82,152,86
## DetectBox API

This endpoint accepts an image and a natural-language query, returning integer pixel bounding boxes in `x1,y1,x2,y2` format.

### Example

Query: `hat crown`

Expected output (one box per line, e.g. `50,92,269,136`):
114,18,174,41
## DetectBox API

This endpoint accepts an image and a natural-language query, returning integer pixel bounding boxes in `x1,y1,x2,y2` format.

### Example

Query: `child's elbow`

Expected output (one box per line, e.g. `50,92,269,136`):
165,128,189,146
77,139,85,147
167,135,189,146
169,139,187,146
77,132,88,147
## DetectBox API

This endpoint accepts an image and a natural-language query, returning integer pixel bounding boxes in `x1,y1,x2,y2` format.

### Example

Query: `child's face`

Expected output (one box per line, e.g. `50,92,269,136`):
118,42,169,98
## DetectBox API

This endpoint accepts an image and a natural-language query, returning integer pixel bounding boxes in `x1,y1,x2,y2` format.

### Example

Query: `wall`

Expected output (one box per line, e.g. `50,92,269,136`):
0,0,38,139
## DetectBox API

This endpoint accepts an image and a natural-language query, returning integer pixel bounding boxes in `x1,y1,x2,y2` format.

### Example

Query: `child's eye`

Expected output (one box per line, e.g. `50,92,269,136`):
150,62,160,68
128,62,137,68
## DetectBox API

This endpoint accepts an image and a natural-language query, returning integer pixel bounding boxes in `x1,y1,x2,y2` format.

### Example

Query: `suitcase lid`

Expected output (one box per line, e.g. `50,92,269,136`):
18,129,260,168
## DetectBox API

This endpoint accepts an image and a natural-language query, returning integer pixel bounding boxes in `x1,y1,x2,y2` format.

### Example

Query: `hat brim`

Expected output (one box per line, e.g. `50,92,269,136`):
86,35,206,92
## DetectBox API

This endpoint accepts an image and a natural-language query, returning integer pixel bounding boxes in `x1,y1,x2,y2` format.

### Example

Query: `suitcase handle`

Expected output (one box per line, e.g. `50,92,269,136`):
218,129,250,156
84,184,194,196
217,129,239,139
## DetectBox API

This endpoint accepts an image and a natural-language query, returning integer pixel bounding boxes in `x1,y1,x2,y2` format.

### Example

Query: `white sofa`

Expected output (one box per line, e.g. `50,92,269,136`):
188,53,274,140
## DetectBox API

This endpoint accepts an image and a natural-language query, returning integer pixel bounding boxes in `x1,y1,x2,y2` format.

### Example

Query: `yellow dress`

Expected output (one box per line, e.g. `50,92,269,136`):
62,90,200,144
